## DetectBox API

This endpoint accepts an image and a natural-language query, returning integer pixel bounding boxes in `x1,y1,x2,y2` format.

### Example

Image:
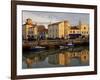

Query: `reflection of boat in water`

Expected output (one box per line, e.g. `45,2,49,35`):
22,46,89,69
60,46,68,49
35,46,45,49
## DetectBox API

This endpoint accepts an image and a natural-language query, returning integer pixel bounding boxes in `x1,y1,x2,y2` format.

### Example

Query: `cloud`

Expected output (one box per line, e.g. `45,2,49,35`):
22,11,89,28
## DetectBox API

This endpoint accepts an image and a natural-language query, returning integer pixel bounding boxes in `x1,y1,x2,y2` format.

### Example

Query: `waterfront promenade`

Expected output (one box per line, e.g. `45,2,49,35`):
23,39,89,49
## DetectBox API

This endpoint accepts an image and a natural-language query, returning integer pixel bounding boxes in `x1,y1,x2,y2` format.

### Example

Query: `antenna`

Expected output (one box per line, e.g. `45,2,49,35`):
78,19,82,28
49,15,52,25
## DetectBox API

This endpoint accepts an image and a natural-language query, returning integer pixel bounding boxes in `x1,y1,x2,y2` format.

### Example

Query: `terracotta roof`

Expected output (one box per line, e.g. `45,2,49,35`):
38,29,48,33
37,25,48,32
23,24,36,28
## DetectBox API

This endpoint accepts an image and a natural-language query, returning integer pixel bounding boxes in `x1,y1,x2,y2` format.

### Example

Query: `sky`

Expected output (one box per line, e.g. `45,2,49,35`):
22,10,89,28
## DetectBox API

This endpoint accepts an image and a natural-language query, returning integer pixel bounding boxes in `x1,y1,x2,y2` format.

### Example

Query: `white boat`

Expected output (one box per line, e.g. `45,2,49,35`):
35,46,45,49
67,42,74,46
30,46,45,51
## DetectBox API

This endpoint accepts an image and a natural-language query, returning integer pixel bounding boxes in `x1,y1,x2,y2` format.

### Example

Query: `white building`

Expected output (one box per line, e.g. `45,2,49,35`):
48,20,89,39
48,21,70,39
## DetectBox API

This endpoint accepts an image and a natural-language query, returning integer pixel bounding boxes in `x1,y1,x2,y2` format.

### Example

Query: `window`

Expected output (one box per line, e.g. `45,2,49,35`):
84,27,86,29
73,31,75,33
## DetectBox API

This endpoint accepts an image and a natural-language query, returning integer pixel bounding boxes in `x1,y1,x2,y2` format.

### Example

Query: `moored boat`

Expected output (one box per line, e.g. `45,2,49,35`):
29,46,46,51
67,42,74,46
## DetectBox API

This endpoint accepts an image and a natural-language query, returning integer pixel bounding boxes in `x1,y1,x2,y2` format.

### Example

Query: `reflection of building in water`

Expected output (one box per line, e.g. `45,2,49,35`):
25,56,40,68
58,52,71,65
80,49,89,63
32,56,39,64
25,58,33,68
24,48,89,68
48,52,71,65
25,54,46,68
48,54,58,64
48,49,89,66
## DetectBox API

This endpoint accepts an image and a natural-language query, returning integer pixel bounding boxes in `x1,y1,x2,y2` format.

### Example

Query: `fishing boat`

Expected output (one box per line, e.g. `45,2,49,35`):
30,46,45,51
67,42,74,46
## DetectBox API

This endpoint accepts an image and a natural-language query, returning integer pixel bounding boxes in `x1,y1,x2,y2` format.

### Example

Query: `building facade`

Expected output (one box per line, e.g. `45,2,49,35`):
48,20,89,39
80,24,89,38
23,19,89,40
37,25,48,39
68,26,81,39
22,18,38,40
48,21,70,39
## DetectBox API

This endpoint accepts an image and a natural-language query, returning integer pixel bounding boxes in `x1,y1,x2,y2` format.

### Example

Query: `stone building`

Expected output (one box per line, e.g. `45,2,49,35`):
80,24,89,38
48,21,70,39
48,20,89,39
22,18,38,40
37,25,48,39
68,26,81,39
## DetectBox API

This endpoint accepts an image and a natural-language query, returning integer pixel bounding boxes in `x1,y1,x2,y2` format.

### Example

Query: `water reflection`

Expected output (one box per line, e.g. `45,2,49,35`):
48,49,89,66
22,46,89,69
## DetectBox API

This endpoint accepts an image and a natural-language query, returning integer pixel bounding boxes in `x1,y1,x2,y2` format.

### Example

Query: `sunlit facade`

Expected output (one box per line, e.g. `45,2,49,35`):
48,21,89,39
22,18,38,40
23,19,89,40
80,24,89,37
48,21,70,39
